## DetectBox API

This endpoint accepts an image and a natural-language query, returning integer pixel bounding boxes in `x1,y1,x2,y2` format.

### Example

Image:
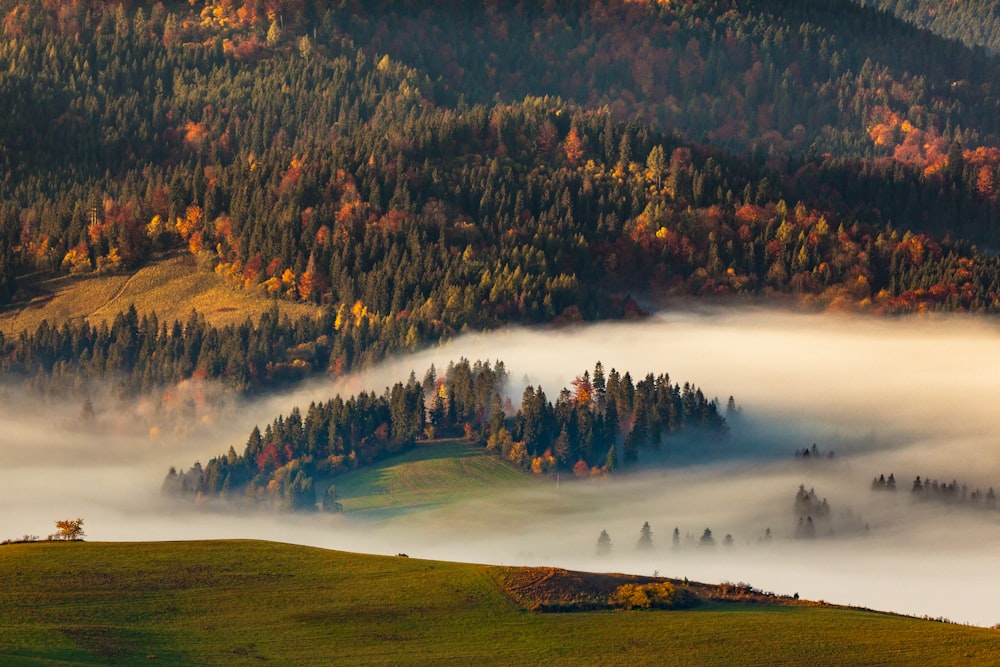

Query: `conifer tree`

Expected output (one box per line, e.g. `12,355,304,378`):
596,529,612,556
637,521,653,550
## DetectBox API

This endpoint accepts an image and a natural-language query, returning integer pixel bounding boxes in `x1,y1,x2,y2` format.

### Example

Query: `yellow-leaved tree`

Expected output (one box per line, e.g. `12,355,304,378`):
53,518,85,541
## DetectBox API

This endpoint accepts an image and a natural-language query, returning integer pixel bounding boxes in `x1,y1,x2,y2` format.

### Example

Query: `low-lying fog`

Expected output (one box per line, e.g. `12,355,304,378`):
4,309,1000,626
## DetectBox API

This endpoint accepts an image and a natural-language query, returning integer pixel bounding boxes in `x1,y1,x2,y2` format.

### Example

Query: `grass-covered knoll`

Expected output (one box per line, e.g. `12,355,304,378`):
331,440,531,518
1,540,998,666
1,252,319,336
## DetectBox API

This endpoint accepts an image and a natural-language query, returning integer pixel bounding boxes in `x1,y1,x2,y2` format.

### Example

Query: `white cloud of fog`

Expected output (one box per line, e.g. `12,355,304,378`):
4,308,1000,626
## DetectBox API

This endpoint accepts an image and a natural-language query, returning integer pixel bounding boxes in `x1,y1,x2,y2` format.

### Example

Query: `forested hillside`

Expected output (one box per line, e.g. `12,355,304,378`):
856,0,1000,54
4,0,1000,400
338,0,1000,157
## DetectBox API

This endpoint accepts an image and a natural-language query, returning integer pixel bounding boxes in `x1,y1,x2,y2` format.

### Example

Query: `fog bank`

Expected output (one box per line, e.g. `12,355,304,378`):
4,308,1000,626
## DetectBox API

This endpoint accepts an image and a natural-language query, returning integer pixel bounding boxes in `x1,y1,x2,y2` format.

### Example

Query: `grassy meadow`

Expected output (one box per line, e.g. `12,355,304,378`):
1,540,997,665
331,440,531,518
0,252,320,336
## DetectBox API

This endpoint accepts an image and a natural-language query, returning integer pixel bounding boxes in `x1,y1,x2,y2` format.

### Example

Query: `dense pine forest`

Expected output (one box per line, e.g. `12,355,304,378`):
856,0,1000,54
163,359,731,509
4,0,1000,403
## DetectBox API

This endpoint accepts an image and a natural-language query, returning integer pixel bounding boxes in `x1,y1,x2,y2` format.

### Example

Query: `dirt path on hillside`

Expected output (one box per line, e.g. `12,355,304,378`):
90,269,143,319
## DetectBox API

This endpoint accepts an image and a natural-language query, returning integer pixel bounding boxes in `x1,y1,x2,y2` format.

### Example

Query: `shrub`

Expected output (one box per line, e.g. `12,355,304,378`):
610,582,693,610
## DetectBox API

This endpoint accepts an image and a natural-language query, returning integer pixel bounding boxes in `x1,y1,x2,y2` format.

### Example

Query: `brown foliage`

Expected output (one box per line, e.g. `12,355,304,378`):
182,121,210,149
496,566,695,613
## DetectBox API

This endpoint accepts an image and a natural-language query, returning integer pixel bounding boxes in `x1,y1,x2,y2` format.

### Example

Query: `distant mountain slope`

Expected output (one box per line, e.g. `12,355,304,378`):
333,0,1000,157
855,0,1000,53
6,1,1000,399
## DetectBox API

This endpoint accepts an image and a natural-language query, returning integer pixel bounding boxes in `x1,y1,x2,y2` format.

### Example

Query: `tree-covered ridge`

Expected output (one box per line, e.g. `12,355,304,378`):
4,0,1000,398
163,359,730,510
181,0,1000,158
3,0,1000,316
855,0,1000,54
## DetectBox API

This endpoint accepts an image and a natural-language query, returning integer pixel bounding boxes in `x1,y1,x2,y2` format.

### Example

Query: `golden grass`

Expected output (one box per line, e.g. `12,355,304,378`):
1,253,321,335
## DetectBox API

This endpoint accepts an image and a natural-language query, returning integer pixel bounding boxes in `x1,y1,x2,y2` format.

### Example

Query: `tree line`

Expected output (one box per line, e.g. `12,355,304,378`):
873,472,999,511
0,302,439,399
163,359,731,509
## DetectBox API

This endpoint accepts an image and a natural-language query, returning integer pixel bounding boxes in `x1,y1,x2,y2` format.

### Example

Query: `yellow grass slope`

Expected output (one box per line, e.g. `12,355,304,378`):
2,253,320,335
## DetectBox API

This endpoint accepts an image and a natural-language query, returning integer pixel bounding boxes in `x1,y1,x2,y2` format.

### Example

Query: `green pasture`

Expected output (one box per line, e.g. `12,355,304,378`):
331,440,531,518
1,540,997,665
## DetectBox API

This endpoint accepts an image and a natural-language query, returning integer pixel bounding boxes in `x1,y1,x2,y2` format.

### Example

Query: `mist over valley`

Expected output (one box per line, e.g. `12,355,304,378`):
5,309,1000,626
7,0,1000,660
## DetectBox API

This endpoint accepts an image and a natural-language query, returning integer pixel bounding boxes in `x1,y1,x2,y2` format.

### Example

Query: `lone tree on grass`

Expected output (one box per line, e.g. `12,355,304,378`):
53,518,85,541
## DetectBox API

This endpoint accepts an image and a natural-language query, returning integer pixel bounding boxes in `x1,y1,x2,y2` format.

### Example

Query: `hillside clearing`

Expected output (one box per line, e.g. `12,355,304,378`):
331,440,532,518
1,253,320,336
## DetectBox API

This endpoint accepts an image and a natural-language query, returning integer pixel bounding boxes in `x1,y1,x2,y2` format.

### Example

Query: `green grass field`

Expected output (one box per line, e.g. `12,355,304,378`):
331,440,532,518
1,540,997,665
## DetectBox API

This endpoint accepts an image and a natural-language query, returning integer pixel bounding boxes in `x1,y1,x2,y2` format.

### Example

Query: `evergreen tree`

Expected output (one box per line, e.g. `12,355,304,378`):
596,529,612,556
623,429,638,464
604,444,618,472
323,485,343,513
637,521,653,550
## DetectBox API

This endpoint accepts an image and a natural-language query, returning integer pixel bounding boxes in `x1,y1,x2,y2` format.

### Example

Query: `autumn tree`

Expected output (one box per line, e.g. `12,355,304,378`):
564,126,584,166
610,582,687,610
266,19,282,47
298,35,312,59
53,518,85,541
